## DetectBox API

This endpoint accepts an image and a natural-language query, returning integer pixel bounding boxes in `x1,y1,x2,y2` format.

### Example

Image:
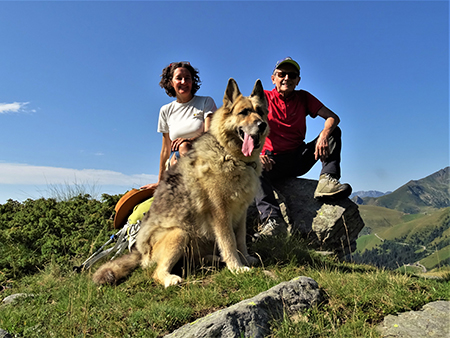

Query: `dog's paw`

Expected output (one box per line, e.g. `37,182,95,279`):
230,266,251,274
164,274,183,288
243,255,259,266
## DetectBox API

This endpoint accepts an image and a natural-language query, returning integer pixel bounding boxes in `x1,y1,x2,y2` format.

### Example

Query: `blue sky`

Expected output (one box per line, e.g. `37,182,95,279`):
0,0,448,204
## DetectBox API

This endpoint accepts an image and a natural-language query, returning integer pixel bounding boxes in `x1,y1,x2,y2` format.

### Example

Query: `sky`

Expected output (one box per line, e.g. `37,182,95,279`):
0,0,448,204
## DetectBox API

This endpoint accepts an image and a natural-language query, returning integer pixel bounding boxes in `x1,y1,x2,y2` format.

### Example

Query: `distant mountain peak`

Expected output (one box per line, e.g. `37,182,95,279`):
350,190,388,199
358,167,450,213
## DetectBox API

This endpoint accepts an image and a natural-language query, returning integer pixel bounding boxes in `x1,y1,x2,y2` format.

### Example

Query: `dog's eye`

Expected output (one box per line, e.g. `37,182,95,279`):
255,107,265,117
238,108,250,116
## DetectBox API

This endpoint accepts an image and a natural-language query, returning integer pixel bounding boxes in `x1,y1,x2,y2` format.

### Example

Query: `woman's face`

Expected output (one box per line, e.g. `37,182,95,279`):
171,67,193,102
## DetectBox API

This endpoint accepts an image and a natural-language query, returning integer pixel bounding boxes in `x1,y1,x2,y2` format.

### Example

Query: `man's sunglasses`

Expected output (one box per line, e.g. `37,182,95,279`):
275,71,299,79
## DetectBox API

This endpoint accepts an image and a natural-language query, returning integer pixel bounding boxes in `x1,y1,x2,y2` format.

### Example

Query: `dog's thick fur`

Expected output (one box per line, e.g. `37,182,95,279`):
93,79,268,287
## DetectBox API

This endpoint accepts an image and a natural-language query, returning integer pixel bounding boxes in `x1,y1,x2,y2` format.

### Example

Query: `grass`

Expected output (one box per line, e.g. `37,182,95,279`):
1,236,449,338
356,234,383,253
358,205,407,233
419,245,450,270
39,180,101,202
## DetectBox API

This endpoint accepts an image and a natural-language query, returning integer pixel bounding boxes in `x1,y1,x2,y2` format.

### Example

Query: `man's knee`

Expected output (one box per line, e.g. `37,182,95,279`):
331,126,341,138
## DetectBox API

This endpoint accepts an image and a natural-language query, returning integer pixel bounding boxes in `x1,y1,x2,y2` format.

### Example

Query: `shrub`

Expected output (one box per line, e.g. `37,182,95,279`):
0,194,120,284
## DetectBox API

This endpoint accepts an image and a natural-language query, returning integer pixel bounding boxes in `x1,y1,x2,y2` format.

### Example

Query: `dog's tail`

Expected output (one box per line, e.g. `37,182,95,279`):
92,250,142,285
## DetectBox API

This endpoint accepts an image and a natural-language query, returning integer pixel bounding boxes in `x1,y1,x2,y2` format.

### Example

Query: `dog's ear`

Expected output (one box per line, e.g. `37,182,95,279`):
223,78,242,108
250,79,265,102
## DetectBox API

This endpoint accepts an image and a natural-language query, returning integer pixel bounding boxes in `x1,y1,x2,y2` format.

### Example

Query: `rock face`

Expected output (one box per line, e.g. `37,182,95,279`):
163,276,323,338
251,177,365,258
378,301,450,338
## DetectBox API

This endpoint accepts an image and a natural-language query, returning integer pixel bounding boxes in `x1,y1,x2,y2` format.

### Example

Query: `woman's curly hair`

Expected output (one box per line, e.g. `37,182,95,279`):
159,62,201,97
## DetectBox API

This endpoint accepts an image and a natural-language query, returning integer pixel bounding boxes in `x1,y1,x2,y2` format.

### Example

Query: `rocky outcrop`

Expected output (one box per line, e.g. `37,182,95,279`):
378,301,450,337
163,276,323,338
0,329,12,338
250,177,365,258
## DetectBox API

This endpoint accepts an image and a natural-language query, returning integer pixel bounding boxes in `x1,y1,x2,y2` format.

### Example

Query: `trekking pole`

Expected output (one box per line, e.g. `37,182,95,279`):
73,233,117,273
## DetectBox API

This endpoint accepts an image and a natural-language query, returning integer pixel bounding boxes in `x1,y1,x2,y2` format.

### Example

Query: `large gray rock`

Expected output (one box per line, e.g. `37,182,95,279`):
164,276,323,338
378,301,450,337
255,177,365,258
0,329,12,338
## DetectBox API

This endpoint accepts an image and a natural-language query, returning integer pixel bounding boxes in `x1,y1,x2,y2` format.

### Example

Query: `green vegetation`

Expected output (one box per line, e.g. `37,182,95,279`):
355,166,449,271
1,195,449,337
0,195,120,284
355,207,450,270
361,167,449,214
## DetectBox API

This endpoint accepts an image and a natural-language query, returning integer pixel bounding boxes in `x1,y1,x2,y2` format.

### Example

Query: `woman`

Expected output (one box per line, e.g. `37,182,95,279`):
141,62,217,190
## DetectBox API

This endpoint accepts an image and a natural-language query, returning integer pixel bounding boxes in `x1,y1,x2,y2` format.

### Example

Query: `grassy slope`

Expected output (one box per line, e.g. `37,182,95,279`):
358,205,408,232
0,241,448,338
420,245,450,270
357,207,450,269
356,234,383,252
379,207,448,240
357,205,411,253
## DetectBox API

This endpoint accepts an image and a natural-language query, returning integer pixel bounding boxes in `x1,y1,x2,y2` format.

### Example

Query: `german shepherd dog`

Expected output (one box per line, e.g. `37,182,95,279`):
93,79,268,287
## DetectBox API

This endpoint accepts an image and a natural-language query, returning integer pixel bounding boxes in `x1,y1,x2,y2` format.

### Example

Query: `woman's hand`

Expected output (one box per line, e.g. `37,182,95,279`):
171,138,190,151
140,182,158,190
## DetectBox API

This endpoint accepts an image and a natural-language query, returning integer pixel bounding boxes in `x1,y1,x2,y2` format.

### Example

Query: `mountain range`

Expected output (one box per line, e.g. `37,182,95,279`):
353,167,449,214
350,190,391,199
353,167,450,272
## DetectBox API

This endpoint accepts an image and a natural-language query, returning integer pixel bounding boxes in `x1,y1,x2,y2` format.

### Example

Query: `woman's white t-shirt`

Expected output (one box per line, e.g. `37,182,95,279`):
157,96,217,140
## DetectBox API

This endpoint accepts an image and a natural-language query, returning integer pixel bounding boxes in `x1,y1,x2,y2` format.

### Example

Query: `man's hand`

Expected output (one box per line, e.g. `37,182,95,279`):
315,106,340,161
314,134,330,161
260,154,275,171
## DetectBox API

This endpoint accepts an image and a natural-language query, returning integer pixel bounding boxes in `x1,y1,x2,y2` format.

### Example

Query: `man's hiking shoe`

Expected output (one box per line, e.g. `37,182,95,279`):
314,174,352,200
253,217,288,240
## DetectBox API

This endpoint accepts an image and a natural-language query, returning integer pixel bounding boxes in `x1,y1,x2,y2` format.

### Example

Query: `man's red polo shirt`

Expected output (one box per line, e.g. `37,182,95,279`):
262,88,323,155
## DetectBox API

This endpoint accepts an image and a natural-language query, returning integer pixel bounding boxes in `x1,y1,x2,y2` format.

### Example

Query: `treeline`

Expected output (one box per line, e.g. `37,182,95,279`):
353,241,426,269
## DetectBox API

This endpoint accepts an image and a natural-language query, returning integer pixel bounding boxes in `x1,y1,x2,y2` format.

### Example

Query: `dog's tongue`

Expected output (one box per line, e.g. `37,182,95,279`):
242,133,254,157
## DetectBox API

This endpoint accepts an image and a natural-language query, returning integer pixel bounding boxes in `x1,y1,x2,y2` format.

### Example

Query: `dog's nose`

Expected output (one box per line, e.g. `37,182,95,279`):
258,121,267,133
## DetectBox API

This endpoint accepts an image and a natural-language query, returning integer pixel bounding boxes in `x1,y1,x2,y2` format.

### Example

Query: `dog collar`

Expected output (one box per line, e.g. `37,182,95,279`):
246,161,257,170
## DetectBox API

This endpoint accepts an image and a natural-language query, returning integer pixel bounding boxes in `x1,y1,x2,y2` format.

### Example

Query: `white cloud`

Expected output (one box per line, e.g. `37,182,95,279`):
0,102,30,114
0,163,157,186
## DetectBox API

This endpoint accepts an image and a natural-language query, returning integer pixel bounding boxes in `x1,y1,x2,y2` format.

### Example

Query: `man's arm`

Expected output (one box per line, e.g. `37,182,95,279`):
315,106,340,161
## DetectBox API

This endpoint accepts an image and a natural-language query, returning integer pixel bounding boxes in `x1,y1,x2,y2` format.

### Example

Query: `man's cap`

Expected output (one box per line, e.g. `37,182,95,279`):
113,187,156,229
273,57,300,73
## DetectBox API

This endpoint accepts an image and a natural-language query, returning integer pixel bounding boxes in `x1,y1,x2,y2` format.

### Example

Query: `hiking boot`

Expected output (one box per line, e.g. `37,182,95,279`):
314,174,352,199
253,217,288,239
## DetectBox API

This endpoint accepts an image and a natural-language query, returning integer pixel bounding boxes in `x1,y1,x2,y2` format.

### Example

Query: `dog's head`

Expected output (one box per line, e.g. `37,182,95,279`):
210,78,269,160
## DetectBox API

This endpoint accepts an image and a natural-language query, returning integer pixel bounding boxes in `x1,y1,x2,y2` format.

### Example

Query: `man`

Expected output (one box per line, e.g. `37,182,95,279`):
255,57,351,237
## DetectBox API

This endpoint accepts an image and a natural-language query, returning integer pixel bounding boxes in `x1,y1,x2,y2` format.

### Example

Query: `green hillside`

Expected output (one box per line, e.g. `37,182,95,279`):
358,205,418,233
354,167,450,271
362,167,449,214
420,244,450,270
379,207,449,243
355,233,383,253
355,207,450,270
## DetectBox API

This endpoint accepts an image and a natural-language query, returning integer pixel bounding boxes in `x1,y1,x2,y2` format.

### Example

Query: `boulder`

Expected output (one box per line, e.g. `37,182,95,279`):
377,301,450,337
164,276,323,338
0,329,12,338
249,177,365,258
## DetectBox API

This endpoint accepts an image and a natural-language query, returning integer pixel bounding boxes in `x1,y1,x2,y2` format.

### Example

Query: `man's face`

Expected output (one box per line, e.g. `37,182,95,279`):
271,63,301,97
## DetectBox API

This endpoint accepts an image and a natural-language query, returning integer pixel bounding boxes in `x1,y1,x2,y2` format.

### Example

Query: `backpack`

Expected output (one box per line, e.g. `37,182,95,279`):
74,188,155,272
